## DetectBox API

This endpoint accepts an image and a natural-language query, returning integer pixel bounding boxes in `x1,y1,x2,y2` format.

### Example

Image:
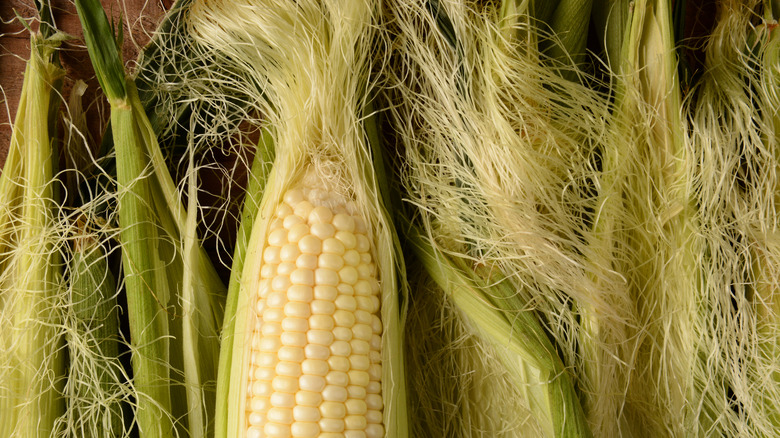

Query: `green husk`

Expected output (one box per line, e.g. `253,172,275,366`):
407,225,590,438
214,126,274,436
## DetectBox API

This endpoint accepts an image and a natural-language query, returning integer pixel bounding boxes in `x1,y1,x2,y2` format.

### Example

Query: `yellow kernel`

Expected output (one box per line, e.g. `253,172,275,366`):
287,285,313,302
265,422,292,438
334,310,355,328
276,361,302,378
332,213,355,232
272,376,299,393
335,295,357,311
261,265,276,279
295,390,323,407
290,421,320,437
322,385,348,402
299,375,326,392
354,280,372,296
259,337,282,352
319,418,345,433
250,396,271,412
320,401,347,419
369,351,381,364
347,385,366,400
280,244,301,262
365,409,382,423
271,276,292,292
298,235,323,255
328,356,350,372
330,340,351,357
325,371,349,387
293,406,321,422
252,381,273,397
333,327,353,342
284,190,304,206
247,426,263,438
248,411,265,426
343,249,360,266
311,300,336,315
366,381,381,394
293,201,314,219
281,317,309,333
266,292,287,308
307,330,335,346
296,254,318,270
370,335,381,351
367,296,380,313
315,268,340,286
270,392,296,409
318,253,344,270
255,352,278,368
268,407,294,425
344,415,367,430
301,359,329,376
337,283,354,296
355,234,370,253
283,214,304,230
278,346,305,363
349,355,370,371
277,262,296,276
345,431,367,438
356,297,374,312
349,370,370,387
288,223,309,243
360,253,372,265
365,423,384,438
309,314,335,331
284,302,311,319
276,203,293,218
322,238,345,255
354,310,371,325
357,264,372,279
351,340,370,356
337,232,357,250
311,222,336,240
366,394,383,411
304,344,330,360
264,247,281,264
309,206,334,224
290,269,314,286
261,322,283,337
254,366,274,381
268,229,288,247
338,267,359,285
352,323,372,341
313,285,338,301
354,217,367,234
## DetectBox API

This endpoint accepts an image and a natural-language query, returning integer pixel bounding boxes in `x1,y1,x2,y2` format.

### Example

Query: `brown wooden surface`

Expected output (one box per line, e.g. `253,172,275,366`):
0,0,171,170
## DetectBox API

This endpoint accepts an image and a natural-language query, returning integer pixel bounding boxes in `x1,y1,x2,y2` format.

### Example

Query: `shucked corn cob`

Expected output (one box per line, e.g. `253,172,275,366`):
245,173,384,438
184,0,408,437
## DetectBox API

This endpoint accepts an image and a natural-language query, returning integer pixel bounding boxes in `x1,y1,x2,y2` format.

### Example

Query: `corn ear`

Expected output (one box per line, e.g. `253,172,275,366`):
64,221,124,437
75,0,227,435
0,28,66,438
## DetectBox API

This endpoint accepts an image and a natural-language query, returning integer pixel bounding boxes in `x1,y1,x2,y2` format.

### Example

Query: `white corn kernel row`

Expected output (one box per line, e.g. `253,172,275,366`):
246,185,384,438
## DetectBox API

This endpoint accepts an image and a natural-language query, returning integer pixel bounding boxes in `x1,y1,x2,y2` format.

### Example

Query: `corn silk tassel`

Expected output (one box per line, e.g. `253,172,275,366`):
185,0,408,437
381,0,636,436
0,18,66,438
